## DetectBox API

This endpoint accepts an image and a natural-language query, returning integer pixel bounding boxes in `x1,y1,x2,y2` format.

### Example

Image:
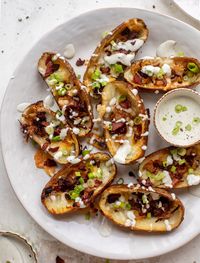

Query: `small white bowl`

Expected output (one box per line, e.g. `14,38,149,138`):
154,88,200,147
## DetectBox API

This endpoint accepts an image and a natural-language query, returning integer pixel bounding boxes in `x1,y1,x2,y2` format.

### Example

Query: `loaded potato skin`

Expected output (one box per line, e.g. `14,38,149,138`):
83,18,148,99
99,184,184,232
41,153,116,214
20,101,79,164
125,57,200,91
38,52,93,137
139,144,200,188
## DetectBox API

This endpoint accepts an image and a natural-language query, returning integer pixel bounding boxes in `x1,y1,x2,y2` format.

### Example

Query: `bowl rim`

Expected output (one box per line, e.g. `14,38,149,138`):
153,88,200,147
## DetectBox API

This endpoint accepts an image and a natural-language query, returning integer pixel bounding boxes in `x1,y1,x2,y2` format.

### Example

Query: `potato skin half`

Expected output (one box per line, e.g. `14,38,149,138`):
41,153,117,215
20,101,79,164
83,18,148,97
38,52,93,136
139,144,200,189
124,57,200,91
99,184,184,232
99,80,149,164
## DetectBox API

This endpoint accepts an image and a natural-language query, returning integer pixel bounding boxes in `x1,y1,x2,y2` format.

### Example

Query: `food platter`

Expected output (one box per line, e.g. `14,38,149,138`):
1,8,200,260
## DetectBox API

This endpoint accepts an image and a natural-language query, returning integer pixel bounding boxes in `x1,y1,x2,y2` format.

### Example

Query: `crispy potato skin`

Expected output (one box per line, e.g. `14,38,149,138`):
139,144,200,189
38,52,93,136
99,81,149,164
83,18,148,95
20,101,79,164
124,57,200,91
99,184,184,232
41,153,117,215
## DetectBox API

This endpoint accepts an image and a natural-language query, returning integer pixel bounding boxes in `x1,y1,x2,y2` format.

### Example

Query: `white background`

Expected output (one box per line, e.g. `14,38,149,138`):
1,0,200,262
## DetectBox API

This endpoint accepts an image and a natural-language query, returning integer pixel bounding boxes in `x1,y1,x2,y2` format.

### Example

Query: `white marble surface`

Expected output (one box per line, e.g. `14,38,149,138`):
0,0,200,262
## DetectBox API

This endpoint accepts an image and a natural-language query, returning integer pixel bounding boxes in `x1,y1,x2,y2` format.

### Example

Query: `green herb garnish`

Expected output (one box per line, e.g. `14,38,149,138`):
113,63,124,74
51,135,61,142
193,117,200,124
187,62,200,73
91,69,101,80
185,124,192,131
175,104,187,113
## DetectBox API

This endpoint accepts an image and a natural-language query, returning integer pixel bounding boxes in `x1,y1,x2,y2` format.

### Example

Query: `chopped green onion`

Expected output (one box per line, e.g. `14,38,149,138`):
147,212,151,219
177,51,184,57
154,172,165,181
75,171,81,177
113,63,124,74
50,72,63,82
69,185,84,200
156,68,164,79
56,110,62,117
87,179,95,187
85,212,91,220
126,203,131,210
134,116,142,125
177,148,186,156
187,62,200,73
79,177,84,184
57,87,67,96
91,69,101,80
51,135,61,142
185,124,192,131
116,178,124,184
92,82,101,89
172,121,182,135
82,149,91,156
170,166,176,173
188,168,194,174
88,172,95,179
65,84,72,90
178,159,185,165
119,202,125,208
170,148,178,155
142,194,148,204
186,70,194,78
175,104,187,113
96,168,103,179
77,74,81,79
193,117,200,124
118,95,126,102
162,117,167,121
101,81,108,87
163,160,167,167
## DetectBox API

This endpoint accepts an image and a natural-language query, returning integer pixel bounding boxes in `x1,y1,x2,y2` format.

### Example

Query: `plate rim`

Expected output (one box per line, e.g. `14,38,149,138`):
1,7,200,260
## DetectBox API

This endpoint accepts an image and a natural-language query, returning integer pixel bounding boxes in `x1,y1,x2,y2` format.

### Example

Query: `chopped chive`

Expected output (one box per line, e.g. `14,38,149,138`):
162,117,167,121
170,165,176,173
112,63,124,74
51,135,61,142
91,69,101,80
79,177,84,184
82,149,91,156
75,171,81,177
187,62,200,73
178,159,185,165
175,104,187,113
188,168,194,174
118,94,126,102
126,203,131,210
57,87,67,96
177,51,184,57
193,117,200,124
185,124,192,131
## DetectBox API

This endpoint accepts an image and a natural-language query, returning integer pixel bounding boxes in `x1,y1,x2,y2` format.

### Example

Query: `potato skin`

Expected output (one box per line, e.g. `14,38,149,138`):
20,101,79,164
139,144,200,189
99,80,149,164
83,18,148,97
41,153,117,215
99,184,184,232
124,57,200,91
38,52,93,136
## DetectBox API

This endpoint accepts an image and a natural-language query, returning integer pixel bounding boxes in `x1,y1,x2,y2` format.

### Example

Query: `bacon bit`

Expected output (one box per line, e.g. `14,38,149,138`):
76,58,85,66
44,159,57,167
107,194,120,203
133,73,142,84
155,78,167,86
118,48,129,54
44,61,59,77
48,146,59,153
94,179,102,187
119,99,131,109
41,142,49,151
34,149,56,176
41,121,49,127
100,66,110,74
45,55,52,65
56,256,65,263
128,31,138,39
111,122,127,134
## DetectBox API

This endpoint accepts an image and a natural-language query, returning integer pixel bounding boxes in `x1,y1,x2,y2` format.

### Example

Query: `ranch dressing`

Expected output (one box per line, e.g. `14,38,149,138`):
114,39,144,52
104,53,135,66
157,96,200,145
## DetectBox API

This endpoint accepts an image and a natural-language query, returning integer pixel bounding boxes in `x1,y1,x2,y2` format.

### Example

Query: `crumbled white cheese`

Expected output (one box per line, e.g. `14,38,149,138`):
128,182,134,188
138,170,143,177
164,219,172,231
45,123,54,135
50,195,56,201
109,98,117,106
187,174,200,186
154,90,159,94
60,128,68,140
166,155,173,166
54,151,63,160
148,186,155,192
67,156,81,164
72,127,80,135
162,63,171,76
141,65,160,76
162,170,173,188
127,211,135,221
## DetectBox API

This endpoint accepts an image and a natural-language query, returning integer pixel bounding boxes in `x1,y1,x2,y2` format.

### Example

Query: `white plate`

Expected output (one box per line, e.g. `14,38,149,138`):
1,8,200,260
173,0,200,22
